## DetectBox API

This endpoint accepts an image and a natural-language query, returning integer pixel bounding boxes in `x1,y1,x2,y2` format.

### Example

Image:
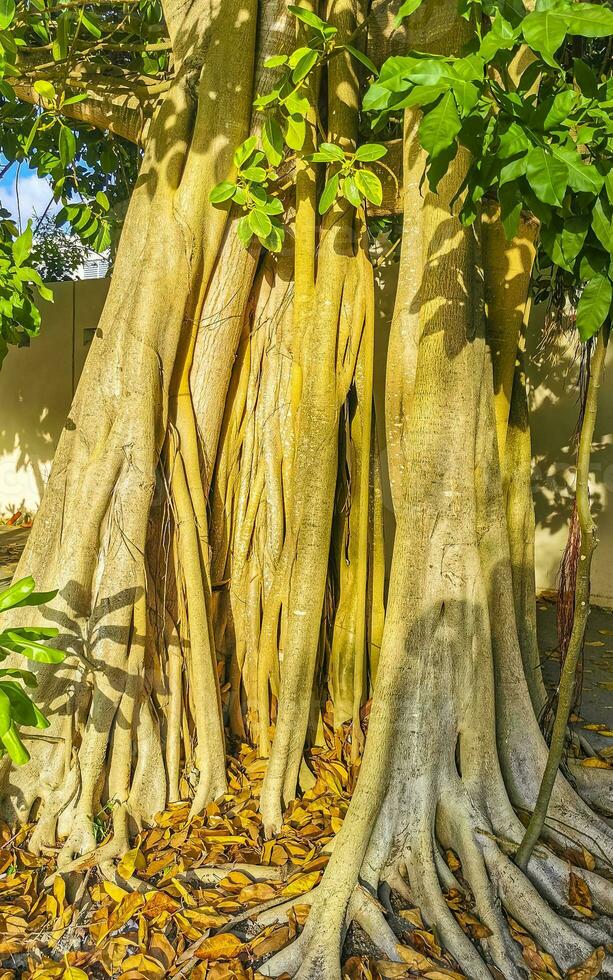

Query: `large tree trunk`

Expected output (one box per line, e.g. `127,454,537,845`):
0,0,270,863
258,6,613,978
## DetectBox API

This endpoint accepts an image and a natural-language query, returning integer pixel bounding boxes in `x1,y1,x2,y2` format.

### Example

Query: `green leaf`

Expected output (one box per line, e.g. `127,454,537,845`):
499,183,523,239
0,689,11,738
4,631,65,664
523,3,613,67
576,274,612,341
497,121,530,159
237,215,253,247
59,126,76,168
319,173,340,214
0,668,37,688
521,10,567,65
241,166,267,182
540,215,589,271
12,226,32,268
479,10,520,61
354,169,383,206
343,44,378,76
419,91,462,159
262,117,284,167
565,3,613,38
552,145,603,195
80,8,101,37
405,59,447,87
342,176,362,208
8,589,57,610
233,136,257,170
0,577,35,613
525,146,568,206
580,246,609,280
288,4,331,33
0,0,15,29
355,143,388,162
531,90,577,130
262,197,284,215
591,196,613,252
53,10,70,61
264,55,288,68
310,142,345,163
33,79,56,101
263,223,285,253
23,117,41,154
209,181,236,205
604,167,613,206
248,209,272,239
1,682,48,729
292,48,319,83
498,154,528,185
1,724,29,766
95,191,110,211
573,57,598,97
284,113,306,151
394,0,424,24
284,88,310,117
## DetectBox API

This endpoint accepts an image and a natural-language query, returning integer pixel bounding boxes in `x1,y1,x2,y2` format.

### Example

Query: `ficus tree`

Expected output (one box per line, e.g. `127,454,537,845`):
1,0,613,976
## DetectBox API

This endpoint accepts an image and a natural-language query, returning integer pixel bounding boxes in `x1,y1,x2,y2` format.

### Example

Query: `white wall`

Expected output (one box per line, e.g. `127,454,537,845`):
0,279,109,516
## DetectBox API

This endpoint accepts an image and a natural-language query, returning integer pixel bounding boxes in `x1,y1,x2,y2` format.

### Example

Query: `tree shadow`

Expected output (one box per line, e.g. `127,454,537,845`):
527,314,612,599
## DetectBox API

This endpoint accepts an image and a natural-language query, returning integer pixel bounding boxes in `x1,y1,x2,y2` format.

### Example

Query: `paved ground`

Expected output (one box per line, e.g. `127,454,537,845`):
2,526,613,736
0,526,29,590
538,596,613,750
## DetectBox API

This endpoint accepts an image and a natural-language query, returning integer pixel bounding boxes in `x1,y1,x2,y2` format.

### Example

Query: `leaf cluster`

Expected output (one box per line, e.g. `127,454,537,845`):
0,575,65,765
367,0,613,341
0,213,52,364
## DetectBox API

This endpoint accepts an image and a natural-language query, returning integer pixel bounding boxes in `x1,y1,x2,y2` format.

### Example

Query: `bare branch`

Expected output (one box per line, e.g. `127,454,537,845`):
9,78,154,143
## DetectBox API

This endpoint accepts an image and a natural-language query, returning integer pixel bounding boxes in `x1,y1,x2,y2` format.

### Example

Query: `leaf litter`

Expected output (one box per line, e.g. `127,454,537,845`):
0,709,603,980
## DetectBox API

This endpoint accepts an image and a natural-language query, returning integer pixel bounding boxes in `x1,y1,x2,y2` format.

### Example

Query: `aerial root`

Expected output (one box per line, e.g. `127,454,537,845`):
543,778,613,862
27,765,80,857
404,834,496,980
256,790,613,980
568,761,613,818
258,884,405,980
180,863,288,887
528,848,613,919
484,845,613,976
45,801,146,889
453,832,527,979
349,885,403,962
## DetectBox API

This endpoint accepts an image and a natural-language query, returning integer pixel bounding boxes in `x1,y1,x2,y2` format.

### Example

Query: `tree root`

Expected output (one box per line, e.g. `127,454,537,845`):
259,780,613,980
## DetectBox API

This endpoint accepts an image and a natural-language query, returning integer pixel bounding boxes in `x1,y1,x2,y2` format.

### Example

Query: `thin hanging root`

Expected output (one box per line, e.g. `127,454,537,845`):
169,431,226,813
165,610,183,804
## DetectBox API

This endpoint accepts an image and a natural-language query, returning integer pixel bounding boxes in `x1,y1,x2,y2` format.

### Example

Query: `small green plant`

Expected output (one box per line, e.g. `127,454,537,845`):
209,136,286,252
309,142,387,213
208,4,384,247
0,576,65,765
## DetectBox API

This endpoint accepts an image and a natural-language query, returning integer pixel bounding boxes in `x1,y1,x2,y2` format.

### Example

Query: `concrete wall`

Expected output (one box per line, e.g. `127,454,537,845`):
0,269,611,605
528,311,613,607
0,279,109,515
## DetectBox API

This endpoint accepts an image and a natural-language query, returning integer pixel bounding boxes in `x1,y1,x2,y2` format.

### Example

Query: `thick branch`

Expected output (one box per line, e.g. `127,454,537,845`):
10,79,154,144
